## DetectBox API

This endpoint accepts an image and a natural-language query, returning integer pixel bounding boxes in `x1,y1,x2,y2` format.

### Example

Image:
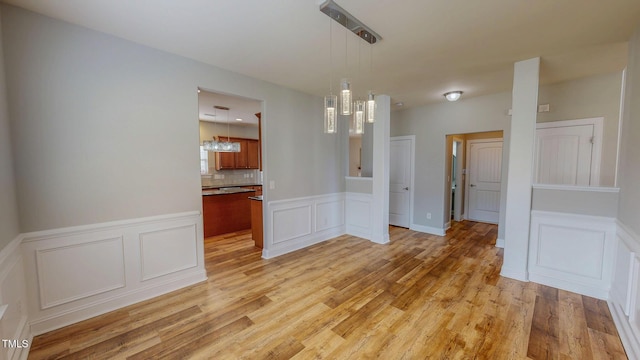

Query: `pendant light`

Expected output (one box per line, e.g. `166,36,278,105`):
202,106,241,152
353,100,365,134
319,0,382,130
340,27,352,115
324,17,338,134
366,45,375,123
366,92,375,123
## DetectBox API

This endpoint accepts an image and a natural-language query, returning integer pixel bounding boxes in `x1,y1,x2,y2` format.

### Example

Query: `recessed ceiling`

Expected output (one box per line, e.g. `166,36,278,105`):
6,0,640,109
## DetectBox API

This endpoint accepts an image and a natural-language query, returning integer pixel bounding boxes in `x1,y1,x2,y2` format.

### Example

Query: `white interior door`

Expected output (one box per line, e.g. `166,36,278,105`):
466,140,502,224
389,138,412,228
534,119,601,186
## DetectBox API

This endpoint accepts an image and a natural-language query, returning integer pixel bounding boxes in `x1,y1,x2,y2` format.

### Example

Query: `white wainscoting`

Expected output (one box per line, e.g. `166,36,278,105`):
20,211,206,335
345,192,373,241
609,221,640,360
528,210,616,299
0,235,31,360
263,193,345,258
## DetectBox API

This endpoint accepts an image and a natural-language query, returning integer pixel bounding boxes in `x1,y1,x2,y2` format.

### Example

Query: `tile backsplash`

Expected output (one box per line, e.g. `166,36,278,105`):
201,169,261,187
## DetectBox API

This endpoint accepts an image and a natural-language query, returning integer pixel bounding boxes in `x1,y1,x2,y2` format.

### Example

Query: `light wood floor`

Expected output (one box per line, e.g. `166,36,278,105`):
28,221,627,359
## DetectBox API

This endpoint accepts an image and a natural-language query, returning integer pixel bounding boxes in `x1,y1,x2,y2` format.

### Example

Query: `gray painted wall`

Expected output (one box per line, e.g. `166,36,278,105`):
531,188,619,217
537,71,623,187
0,8,20,250
618,26,640,236
391,92,512,231
1,5,345,232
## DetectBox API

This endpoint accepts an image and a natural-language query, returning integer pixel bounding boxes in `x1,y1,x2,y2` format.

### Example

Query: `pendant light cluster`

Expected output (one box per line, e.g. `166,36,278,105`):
321,0,380,135
202,105,241,152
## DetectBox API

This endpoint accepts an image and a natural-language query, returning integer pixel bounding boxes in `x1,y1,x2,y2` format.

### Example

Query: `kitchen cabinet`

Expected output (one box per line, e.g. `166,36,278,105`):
215,137,260,170
250,197,263,249
202,191,252,237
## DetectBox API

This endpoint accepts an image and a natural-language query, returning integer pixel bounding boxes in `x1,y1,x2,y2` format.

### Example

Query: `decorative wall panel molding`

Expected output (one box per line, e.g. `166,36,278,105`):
609,221,640,360
20,211,206,335
528,210,615,299
345,192,373,240
139,224,198,281
0,235,31,360
264,193,345,258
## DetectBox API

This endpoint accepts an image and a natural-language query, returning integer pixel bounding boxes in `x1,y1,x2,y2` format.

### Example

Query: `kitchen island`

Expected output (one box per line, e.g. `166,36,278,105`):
202,187,255,237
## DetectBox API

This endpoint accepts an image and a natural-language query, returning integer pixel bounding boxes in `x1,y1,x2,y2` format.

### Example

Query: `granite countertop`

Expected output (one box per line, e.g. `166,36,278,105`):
248,195,263,201
202,187,256,196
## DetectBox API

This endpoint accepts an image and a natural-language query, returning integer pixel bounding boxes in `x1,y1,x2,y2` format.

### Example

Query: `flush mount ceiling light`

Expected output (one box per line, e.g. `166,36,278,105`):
444,91,463,102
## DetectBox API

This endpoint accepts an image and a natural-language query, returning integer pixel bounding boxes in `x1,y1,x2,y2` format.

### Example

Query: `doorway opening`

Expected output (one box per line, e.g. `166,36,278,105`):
444,131,504,229
197,88,264,249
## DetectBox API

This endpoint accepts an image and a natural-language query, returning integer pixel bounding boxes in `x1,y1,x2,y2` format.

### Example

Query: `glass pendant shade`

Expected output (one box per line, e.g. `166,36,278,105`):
353,100,365,135
202,139,241,152
324,95,338,134
340,79,352,115
366,92,375,123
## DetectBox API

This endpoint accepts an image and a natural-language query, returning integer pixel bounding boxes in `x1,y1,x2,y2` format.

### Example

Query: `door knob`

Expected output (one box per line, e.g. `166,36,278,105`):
470,184,476,187
403,187,409,190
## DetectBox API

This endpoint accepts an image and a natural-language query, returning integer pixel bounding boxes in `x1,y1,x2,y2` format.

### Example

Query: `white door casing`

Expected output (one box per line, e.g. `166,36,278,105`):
389,137,413,228
465,139,503,224
534,118,603,186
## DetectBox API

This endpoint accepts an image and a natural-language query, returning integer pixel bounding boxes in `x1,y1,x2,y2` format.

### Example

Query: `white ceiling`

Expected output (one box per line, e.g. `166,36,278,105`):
198,90,261,126
6,0,640,109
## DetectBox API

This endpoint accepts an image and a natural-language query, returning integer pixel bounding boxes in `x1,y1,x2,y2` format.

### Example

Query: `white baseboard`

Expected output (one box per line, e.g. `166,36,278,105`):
0,234,32,360
609,301,640,360
20,211,207,336
500,266,529,282
410,223,446,236
264,193,346,259
529,273,608,300
496,238,505,248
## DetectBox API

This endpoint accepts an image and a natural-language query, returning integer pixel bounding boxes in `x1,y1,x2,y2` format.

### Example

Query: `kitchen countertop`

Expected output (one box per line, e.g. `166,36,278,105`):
248,195,263,201
202,184,262,190
202,188,256,196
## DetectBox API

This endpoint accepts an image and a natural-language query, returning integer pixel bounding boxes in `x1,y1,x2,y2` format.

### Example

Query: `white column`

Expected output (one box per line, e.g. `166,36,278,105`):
371,95,390,244
501,57,540,281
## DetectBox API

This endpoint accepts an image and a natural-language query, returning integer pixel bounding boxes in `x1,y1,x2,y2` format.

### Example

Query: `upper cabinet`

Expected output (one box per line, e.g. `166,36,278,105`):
215,137,260,170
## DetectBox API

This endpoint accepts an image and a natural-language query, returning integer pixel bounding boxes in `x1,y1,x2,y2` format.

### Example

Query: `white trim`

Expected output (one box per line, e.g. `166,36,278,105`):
264,193,346,259
500,266,529,282
20,211,207,336
410,223,446,236
390,135,415,229
346,192,374,241
345,176,373,181
496,238,505,248
609,220,640,359
532,184,620,192
21,211,201,242
535,117,604,186
528,210,616,299
615,69,626,187
0,234,32,360
609,301,640,360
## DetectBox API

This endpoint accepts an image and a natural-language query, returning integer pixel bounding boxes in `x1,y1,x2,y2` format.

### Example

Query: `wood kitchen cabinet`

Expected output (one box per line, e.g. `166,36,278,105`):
215,137,260,170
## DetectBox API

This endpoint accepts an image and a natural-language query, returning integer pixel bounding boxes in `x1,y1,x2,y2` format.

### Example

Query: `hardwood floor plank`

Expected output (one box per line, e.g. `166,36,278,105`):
527,294,560,359
27,221,627,360
583,295,619,335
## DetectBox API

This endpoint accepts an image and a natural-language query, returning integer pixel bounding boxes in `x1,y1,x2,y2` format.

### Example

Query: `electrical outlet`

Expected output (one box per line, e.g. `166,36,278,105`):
269,180,275,190
426,212,432,220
